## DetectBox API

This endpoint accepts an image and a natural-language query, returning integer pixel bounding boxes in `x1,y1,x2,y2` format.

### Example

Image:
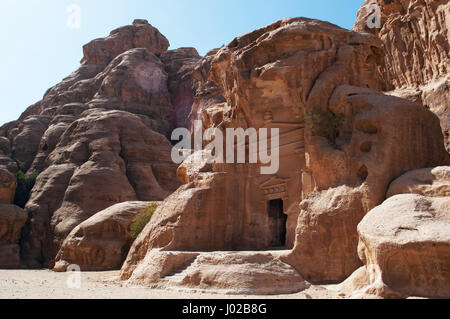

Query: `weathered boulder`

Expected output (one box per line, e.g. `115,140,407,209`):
354,0,450,150
345,194,450,298
54,201,155,271
387,166,450,198
21,110,180,267
281,186,367,283
124,250,309,295
0,204,27,268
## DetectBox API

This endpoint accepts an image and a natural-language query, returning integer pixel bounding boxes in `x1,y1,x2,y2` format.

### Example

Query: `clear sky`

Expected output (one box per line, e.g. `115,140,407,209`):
0,0,364,125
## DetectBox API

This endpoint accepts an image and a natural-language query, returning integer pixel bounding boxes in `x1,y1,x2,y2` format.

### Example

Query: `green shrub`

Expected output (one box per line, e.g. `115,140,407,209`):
14,170,37,208
306,111,344,144
129,202,159,239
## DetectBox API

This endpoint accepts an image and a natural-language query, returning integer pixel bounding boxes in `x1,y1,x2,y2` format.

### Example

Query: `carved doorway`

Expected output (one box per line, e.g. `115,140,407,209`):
268,199,287,248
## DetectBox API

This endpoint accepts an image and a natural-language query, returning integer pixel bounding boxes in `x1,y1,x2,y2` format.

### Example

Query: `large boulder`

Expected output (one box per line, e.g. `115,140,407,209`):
124,250,309,295
281,186,367,283
54,201,156,271
348,194,450,298
387,166,450,198
0,204,27,268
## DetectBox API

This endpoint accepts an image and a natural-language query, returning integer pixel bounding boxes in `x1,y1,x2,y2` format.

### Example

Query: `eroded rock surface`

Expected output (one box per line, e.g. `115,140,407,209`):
354,0,450,150
0,20,185,268
124,250,309,295
161,48,202,128
0,168,16,204
121,18,449,288
345,194,450,298
54,201,155,271
387,166,450,198
0,204,27,268
21,110,180,267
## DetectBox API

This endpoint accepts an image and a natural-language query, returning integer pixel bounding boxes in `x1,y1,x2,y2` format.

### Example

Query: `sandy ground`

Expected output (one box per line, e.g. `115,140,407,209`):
0,269,343,299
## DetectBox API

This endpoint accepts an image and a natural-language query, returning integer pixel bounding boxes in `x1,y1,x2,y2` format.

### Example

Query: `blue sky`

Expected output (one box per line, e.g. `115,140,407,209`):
0,0,364,125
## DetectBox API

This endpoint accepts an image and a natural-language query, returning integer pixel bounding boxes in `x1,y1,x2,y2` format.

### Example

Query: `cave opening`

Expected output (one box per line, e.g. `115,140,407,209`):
268,199,287,248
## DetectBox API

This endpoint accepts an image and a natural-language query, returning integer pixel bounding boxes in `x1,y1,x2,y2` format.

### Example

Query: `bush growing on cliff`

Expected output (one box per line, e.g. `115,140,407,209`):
14,170,37,208
306,111,344,144
130,202,159,239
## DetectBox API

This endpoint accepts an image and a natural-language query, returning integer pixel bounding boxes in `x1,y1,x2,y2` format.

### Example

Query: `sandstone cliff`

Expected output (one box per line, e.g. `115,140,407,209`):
0,20,187,268
354,0,449,151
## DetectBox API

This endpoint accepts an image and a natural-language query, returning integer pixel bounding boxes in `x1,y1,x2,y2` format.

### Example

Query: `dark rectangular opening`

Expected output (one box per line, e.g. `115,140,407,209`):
268,199,287,248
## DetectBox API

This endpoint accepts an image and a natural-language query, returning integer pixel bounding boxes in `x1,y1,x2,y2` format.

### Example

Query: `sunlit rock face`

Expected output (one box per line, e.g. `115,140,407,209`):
0,20,185,268
120,17,449,291
354,0,450,151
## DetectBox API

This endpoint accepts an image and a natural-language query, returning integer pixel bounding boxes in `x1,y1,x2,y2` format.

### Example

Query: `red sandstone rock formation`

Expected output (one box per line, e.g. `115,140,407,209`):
120,18,449,292
161,48,202,128
20,110,180,267
354,0,450,151
0,10,448,298
0,168,27,268
0,20,186,268
54,201,157,272
339,166,450,298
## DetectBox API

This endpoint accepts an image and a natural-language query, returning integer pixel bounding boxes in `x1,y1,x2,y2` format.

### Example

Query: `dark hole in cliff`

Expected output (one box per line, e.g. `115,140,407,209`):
42,144,48,151
268,199,287,248
357,165,369,182
356,119,378,135
360,141,373,153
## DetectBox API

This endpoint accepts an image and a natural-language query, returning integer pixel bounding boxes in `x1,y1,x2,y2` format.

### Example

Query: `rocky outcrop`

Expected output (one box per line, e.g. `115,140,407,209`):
123,250,309,295
21,110,180,267
82,19,169,66
161,48,202,128
282,86,449,283
0,204,27,268
0,20,185,268
0,137,17,173
54,201,156,271
121,17,449,288
9,116,51,171
354,0,450,150
387,166,450,198
0,168,16,204
345,194,450,298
